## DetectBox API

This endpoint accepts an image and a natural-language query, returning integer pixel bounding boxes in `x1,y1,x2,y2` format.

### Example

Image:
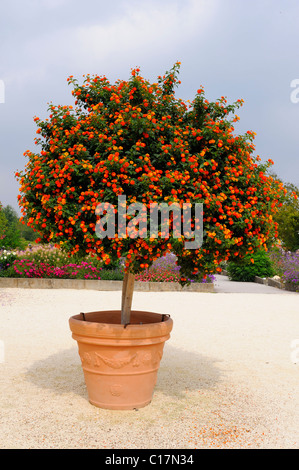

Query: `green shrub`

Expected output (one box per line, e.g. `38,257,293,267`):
0,265,16,278
227,249,275,282
99,269,124,281
0,249,18,275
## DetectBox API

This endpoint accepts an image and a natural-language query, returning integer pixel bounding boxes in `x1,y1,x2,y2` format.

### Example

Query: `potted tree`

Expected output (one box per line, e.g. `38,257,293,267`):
16,63,285,409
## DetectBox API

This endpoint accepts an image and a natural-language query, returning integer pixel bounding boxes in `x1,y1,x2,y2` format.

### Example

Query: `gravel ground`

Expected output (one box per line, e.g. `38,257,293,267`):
0,286,298,449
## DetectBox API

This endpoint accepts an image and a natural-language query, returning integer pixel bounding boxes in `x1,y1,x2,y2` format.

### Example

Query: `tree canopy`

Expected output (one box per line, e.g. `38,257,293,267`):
16,63,286,284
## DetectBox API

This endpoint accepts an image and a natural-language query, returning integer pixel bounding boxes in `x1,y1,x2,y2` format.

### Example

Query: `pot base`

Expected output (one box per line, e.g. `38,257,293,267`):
89,398,152,410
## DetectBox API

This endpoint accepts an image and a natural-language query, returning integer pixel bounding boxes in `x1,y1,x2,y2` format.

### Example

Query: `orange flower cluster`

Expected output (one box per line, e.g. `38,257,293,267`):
16,63,286,283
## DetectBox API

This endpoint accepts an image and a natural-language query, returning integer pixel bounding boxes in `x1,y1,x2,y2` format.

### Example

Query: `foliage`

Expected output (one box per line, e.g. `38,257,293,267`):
16,63,287,285
0,202,7,242
226,249,275,282
271,177,299,251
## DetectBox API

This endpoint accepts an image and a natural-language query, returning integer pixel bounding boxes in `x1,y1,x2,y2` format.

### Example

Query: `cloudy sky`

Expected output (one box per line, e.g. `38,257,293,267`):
1,0,299,213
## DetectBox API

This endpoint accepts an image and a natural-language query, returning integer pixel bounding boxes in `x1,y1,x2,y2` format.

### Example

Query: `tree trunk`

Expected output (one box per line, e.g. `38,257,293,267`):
121,271,135,325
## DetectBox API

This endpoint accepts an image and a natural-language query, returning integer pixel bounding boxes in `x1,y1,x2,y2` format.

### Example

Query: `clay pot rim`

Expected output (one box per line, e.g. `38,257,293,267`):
69,310,173,340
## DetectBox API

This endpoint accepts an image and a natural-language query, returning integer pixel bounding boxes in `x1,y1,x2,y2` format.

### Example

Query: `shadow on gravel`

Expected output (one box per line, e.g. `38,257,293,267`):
25,344,221,400
25,347,87,399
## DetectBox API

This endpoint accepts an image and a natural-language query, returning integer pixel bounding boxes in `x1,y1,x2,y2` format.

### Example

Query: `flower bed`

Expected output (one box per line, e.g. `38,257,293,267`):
0,249,17,271
12,259,104,280
268,249,299,292
0,245,123,280
0,246,214,284
135,252,215,283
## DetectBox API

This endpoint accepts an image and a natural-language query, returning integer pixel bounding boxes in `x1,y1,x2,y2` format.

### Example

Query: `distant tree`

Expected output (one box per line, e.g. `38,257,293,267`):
0,202,8,244
276,185,299,251
2,205,19,226
1,205,22,248
18,219,38,242
270,173,299,251
1,205,38,245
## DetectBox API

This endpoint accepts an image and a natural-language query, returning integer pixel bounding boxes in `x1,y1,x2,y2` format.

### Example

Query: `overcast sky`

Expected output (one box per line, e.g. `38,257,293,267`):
1,0,299,214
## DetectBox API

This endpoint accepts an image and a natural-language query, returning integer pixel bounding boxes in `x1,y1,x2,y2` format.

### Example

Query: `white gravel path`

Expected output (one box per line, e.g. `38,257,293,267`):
0,285,298,449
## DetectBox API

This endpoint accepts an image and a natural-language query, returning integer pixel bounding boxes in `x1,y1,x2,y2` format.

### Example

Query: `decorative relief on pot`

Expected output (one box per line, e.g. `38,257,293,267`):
141,352,152,365
79,351,93,366
141,350,162,365
110,384,123,396
79,351,140,369
79,349,163,369
95,352,140,369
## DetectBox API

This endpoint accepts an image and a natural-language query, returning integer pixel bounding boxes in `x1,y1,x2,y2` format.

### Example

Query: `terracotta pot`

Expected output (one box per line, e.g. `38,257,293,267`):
69,310,173,410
